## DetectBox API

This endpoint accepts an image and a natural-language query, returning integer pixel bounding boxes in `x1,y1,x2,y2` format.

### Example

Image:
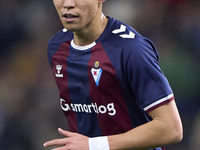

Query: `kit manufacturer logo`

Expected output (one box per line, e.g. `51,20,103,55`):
55,65,63,77
112,24,135,39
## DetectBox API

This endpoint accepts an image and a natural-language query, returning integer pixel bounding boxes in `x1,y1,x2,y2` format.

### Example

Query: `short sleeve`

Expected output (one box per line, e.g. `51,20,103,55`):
123,36,174,113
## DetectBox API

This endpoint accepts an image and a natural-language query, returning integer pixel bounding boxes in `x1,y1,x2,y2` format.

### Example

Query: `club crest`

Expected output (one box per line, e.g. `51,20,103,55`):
91,61,102,86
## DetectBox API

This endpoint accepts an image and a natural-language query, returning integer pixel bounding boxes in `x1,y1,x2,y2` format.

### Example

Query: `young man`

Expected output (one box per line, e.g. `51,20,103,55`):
43,0,183,149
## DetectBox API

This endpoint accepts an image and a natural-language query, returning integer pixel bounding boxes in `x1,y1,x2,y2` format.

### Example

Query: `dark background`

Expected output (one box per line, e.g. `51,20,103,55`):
0,0,200,149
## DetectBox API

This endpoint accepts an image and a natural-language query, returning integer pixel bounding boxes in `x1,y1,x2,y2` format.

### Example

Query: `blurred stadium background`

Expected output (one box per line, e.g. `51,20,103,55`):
0,0,200,149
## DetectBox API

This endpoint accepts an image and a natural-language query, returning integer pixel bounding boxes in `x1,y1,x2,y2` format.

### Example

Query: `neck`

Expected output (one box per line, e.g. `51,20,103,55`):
73,13,108,46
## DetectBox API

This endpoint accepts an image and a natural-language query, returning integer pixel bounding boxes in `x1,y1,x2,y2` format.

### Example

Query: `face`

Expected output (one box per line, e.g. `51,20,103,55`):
53,0,103,32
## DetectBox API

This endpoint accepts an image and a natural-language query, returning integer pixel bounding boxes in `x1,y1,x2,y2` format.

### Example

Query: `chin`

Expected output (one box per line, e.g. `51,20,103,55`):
64,26,81,32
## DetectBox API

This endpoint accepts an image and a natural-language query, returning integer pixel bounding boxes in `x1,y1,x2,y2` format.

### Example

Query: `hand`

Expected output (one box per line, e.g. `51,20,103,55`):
43,128,89,150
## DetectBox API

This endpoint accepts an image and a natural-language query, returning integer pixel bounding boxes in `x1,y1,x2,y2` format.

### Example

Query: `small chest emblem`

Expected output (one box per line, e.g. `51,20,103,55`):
91,61,102,86
55,65,63,77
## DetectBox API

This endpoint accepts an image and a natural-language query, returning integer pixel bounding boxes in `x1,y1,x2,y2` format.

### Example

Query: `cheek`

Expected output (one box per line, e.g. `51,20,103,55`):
53,1,63,19
53,0,58,7
53,0,62,11
83,5,98,20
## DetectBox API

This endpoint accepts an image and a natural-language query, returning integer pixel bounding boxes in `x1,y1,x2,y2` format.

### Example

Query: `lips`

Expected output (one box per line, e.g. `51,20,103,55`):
63,14,77,18
62,13,78,22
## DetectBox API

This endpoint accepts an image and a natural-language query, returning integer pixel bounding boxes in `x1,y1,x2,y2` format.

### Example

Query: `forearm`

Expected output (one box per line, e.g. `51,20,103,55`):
108,120,179,149
107,101,183,150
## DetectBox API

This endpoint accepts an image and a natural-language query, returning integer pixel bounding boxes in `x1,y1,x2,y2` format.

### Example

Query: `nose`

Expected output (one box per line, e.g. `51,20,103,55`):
63,0,75,9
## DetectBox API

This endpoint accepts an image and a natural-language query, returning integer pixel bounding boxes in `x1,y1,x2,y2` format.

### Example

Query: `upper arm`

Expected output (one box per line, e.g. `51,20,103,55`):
148,100,183,142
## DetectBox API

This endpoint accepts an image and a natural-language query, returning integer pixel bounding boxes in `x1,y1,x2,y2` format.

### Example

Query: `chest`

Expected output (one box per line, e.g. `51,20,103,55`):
51,42,124,102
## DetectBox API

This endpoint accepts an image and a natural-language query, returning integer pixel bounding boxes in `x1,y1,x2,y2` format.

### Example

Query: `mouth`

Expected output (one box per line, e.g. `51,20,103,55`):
62,13,78,22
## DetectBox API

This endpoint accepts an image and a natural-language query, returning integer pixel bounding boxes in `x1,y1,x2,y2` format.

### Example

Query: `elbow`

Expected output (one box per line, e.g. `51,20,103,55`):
176,127,183,143
169,123,183,144
172,128,183,143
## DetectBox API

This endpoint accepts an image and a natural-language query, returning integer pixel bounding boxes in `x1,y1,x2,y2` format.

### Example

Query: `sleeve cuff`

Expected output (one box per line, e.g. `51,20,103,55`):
144,93,174,113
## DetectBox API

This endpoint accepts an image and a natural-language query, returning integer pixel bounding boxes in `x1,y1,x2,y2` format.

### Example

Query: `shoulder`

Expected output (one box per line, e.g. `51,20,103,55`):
47,28,73,66
104,18,158,60
104,18,139,45
48,28,73,48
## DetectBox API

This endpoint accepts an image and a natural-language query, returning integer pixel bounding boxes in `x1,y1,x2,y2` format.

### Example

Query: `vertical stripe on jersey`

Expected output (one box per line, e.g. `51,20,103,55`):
52,41,78,132
88,42,133,136
67,45,102,137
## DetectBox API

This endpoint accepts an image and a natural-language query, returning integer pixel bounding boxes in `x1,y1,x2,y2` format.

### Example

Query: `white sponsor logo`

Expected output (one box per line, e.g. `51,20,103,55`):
55,65,63,77
60,98,116,116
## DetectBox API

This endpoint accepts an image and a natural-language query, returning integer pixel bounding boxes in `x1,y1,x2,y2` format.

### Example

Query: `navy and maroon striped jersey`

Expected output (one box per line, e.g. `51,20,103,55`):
47,17,172,150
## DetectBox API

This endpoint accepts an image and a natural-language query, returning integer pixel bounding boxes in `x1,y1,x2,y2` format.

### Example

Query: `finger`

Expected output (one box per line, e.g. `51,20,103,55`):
58,128,74,137
43,138,67,148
